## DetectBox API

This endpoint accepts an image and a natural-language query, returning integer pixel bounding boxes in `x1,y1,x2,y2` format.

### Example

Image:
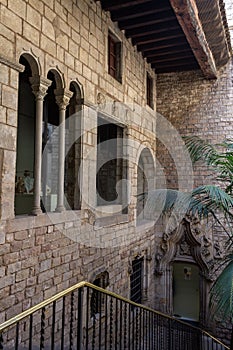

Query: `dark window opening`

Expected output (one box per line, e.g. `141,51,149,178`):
41,71,60,212
146,73,153,109
130,257,144,304
96,117,123,206
108,33,122,83
64,82,82,210
137,158,148,219
15,56,36,215
90,272,109,317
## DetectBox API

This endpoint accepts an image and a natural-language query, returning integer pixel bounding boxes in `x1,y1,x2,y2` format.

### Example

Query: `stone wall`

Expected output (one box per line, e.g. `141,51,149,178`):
156,59,233,189
0,0,159,326
156,58,233,345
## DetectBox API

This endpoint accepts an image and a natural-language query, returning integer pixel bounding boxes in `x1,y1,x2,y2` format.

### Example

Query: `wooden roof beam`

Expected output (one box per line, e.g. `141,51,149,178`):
146,46,192,59
133,33,184,46
125,22,180,39
148,52,194,64
118,12,174,30
169,0,217,78
138,38,188,53
110,4,170,22
152,58,199,69
100,0,151,11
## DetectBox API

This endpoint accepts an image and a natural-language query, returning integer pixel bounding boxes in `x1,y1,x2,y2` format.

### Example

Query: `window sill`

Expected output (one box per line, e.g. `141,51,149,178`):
95,204,122,217
94,213,128,229
8,210,81,232
136,219,155,232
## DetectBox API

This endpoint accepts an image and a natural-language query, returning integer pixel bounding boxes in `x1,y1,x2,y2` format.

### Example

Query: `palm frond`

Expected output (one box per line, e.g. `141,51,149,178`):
184,136,233,193
138,186,233,240
144,189,191,215
183,136,220,165
141,186,233,220
190,185,233,218
209,260,233,322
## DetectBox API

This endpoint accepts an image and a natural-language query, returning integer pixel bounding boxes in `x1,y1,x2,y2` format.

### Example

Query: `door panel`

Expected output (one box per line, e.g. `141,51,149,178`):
173,262,200,321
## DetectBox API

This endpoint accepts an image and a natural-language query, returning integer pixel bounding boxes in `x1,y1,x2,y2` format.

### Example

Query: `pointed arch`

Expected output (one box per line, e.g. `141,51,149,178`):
156,219,210,279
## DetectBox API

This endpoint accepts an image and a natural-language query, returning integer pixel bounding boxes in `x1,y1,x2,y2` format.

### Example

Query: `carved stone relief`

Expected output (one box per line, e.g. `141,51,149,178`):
154,217,226,281
96,92,106,110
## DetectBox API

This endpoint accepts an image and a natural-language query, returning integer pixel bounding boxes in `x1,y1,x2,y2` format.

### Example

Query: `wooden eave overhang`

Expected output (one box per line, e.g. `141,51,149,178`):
97,0,232,78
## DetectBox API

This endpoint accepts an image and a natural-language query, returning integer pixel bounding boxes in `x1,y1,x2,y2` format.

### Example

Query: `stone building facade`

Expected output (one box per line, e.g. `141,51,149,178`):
0,0,158,325
0,0,232,346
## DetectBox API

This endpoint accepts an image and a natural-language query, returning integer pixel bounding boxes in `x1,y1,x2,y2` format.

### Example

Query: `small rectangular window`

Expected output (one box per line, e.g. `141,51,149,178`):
130,257,144,304
146,73,153,109
108,32,122,83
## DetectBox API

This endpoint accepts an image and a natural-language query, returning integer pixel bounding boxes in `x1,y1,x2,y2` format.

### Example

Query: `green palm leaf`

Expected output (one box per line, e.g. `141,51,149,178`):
141,185,233,221
210,259,233,322
184,136,220,165
184,136,233,193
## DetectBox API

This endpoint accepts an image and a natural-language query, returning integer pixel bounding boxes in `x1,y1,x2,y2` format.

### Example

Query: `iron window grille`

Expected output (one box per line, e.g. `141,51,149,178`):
130,256,144,304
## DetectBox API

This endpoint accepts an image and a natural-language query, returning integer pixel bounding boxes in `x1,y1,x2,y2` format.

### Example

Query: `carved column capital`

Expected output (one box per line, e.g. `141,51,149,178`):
55,89,73,110
29,76,52,101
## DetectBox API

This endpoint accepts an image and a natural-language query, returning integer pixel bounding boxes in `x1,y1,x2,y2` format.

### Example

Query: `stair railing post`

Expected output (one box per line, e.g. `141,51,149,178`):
77,287,84,350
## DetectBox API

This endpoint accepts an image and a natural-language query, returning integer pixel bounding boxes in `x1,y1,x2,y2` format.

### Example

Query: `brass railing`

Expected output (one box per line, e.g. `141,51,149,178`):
0,281,229,349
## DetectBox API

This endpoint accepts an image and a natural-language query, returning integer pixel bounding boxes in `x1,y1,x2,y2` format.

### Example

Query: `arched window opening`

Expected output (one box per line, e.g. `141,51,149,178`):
64,82,82,210
41,71,59,212
136,148,155,222
137,156,148,219
15,56,36,215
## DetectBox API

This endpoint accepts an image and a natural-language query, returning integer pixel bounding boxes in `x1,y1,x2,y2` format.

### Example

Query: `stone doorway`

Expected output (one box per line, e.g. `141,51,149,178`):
173,262,200,323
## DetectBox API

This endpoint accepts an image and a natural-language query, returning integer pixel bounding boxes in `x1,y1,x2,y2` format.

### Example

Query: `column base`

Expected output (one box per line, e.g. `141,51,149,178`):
56,205,65,213
31,207,43,216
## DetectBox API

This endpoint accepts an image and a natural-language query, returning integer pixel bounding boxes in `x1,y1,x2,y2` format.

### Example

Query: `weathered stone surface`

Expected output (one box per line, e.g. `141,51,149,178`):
0,1,231,348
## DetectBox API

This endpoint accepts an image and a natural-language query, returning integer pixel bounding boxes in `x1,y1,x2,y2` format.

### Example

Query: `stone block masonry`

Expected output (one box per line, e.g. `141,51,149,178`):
156,60,233,190
0,0,157,328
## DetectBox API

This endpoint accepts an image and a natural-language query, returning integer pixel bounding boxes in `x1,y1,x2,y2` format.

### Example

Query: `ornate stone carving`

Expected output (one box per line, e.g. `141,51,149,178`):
179,234,191,256
213,241,224,259
96,92,106,110
112,100,118,116
155,218,212,279
201,235,212,257
55,89,73,110
30,77,52,101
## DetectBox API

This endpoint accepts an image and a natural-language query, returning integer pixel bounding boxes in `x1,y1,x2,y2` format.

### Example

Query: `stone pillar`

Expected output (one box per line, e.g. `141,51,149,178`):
30,76,51,215
55,90,73,212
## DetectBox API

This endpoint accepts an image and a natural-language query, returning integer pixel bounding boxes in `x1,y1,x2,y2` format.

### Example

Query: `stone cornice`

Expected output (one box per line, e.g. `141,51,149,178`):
0,54,24,72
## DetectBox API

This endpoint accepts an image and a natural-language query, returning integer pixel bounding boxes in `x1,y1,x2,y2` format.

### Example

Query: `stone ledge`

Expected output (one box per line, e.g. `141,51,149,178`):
94,214,129,229
6,210,81,232
0,54,24,72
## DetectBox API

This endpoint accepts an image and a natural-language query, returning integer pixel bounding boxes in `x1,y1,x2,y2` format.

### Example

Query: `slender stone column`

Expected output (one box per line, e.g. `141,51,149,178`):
30,76,51,215
55,90,73,212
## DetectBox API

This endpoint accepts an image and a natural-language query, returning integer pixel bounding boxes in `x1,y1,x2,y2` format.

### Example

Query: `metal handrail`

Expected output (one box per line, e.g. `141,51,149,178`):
0,280,230,349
